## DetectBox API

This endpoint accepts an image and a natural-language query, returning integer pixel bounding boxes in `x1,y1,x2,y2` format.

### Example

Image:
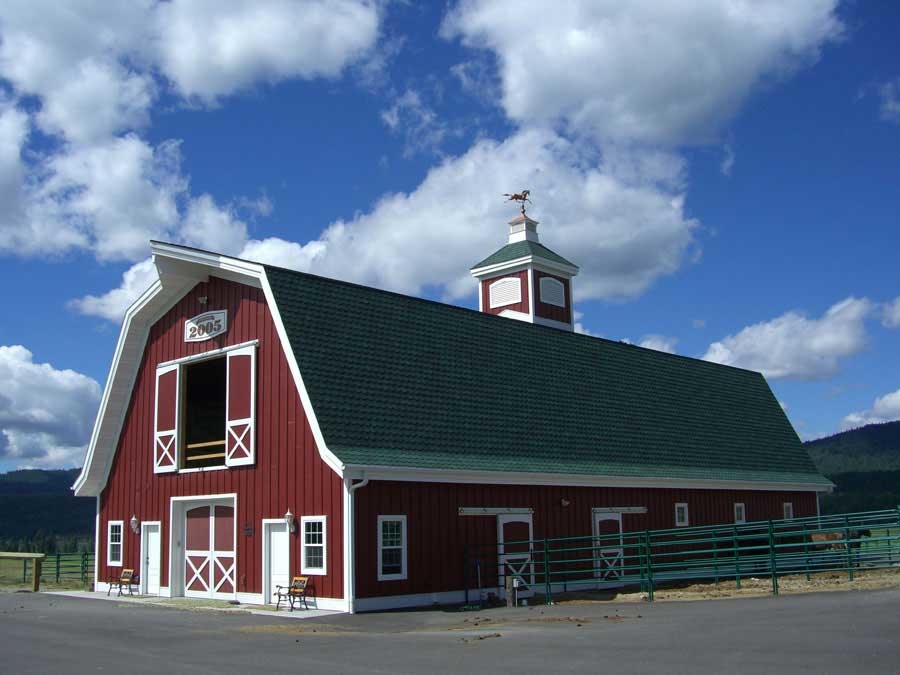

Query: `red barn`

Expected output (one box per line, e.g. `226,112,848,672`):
74,217,830,611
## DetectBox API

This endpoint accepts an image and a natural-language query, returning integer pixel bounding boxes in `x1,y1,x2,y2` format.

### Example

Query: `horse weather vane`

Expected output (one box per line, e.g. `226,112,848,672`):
502,189,532,215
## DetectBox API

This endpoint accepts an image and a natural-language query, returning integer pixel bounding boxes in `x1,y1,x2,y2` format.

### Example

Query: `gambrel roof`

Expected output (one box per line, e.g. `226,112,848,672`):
75,243,831,496
265,265,830,488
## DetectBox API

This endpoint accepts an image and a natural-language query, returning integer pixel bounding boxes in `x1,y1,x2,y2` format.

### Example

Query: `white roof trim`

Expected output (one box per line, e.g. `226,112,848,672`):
342,464,833,493
471,255,579,279
73,243,345,497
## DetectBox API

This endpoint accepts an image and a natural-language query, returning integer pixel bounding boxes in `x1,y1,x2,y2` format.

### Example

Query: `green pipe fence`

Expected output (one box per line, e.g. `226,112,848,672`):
21,552,94,585
463,507,900,606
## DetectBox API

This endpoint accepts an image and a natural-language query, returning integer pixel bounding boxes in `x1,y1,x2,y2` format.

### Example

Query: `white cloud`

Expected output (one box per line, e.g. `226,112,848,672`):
720,144,735,177
180,194,248,256
879,78,900,123
638,335,677,354
0,2,155,143
882,297,900,328
442,0,842,145
23,136,185,261
572,310,594,336
380,89,448,157
702,297,873,379
77,128,697,321
842,389,900,429
36,60,155,144
0,101,29,228
0,0,385,267
257,128,697,302
0,345,101,469
68,258,159,323
154,0,381,103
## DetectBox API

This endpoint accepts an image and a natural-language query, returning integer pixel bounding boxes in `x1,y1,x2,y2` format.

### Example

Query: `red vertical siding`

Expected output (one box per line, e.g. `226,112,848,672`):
534,271,571,324
354,480,818,598
480,271,530,315
97,276,344,599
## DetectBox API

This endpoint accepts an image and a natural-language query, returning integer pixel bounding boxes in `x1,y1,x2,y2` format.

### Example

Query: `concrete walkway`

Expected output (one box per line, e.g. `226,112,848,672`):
44,589,340,620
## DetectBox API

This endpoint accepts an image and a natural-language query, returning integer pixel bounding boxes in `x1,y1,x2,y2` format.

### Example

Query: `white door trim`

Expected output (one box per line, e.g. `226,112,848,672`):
140,521,162,595
168,493,237,599
262,519,290,605
592,510,624,585
496,513,535,598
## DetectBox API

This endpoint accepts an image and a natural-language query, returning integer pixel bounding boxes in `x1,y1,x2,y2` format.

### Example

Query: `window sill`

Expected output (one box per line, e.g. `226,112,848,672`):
178,465,229,474
107,562,123,567
377,574,407,582
300,568,326,576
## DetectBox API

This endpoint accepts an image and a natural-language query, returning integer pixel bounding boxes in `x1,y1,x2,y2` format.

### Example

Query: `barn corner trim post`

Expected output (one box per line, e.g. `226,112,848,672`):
344,473,371,614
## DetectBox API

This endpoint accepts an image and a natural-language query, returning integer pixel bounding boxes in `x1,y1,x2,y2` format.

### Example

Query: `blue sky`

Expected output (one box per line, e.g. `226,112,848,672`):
0,1,898,473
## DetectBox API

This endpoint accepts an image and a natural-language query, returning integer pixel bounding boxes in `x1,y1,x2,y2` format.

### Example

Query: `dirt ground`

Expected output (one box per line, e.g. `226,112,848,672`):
556,567,900,604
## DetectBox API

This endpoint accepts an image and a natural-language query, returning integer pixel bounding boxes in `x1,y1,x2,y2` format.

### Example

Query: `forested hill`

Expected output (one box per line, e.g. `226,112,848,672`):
804,421,900,515
804,420,900,474
0,469,94,547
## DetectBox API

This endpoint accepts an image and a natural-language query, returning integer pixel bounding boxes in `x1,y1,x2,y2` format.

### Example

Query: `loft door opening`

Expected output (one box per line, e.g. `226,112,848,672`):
183,357,226,468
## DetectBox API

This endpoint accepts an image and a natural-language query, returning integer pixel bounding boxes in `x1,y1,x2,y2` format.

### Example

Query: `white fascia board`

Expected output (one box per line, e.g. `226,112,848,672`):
342,464,833,493
471,256,579,279
74,243,345,498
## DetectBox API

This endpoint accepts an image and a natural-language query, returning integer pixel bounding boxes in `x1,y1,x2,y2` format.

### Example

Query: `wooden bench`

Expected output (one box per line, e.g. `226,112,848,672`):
108,568,139,597
274,575,314,611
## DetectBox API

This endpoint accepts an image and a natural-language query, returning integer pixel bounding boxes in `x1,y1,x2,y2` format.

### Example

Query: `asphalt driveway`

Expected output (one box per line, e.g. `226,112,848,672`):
2,589,899,674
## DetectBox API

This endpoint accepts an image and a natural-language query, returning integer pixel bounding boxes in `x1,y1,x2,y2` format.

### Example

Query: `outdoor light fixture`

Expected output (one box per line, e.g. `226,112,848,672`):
560,499,571,507
130,515,140,534
198,296,208,304
284,509,296,533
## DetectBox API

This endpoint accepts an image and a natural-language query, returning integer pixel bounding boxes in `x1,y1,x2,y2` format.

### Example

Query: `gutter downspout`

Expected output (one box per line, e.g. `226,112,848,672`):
345,474,370,614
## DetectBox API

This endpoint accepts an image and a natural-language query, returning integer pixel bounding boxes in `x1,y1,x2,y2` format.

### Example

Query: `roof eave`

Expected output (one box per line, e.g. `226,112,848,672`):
470,255,580,278
341,463,834,492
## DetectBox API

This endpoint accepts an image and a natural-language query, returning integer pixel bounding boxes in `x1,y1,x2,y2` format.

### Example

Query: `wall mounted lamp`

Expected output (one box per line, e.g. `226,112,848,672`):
284,509,296,533
130,514,140,533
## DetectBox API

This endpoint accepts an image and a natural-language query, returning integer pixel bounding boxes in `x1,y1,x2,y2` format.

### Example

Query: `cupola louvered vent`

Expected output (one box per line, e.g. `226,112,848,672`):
539,277,565,307
489,277,521,308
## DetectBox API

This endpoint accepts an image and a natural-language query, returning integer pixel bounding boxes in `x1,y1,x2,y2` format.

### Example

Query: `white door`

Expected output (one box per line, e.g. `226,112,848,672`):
142,523,161,595
264,522,290,604
497,514,535,598
593,511,624,583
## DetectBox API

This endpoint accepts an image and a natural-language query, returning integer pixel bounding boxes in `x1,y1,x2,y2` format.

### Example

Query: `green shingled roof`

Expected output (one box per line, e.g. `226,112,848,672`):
471,240,577,270
265,265,830,487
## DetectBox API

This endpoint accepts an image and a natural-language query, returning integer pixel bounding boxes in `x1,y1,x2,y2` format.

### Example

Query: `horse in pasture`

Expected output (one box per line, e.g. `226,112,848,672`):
809,529,872,551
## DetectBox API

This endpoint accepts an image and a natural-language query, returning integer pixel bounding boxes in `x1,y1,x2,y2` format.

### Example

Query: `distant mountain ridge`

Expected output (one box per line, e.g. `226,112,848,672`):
804,420,900,515
0,468,94,542
804,420,900,474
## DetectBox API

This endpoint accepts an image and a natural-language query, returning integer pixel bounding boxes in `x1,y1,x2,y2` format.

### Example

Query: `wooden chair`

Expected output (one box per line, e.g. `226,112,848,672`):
274,575,313,611
107,568,139,597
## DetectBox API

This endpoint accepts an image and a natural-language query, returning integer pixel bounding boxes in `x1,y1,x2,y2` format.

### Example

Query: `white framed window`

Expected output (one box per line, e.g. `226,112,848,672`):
377,515,407,581
675,503,689,528
488,277,522,309
783,502,794,520
539,276,566,307
734,503,746,524
301,516,326,574
107,521,123,566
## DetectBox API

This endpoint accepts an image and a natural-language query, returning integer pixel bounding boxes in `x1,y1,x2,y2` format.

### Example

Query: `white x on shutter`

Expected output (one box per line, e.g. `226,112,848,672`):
225,345,256,467
154,363,179,474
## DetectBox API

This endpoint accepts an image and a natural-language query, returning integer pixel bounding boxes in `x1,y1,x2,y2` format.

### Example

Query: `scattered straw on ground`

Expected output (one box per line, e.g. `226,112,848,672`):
555,567,900,604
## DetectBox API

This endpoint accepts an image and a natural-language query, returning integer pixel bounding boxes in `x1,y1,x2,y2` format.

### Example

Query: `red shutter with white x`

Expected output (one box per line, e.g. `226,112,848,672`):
225,345,256,467
154,363,179,473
